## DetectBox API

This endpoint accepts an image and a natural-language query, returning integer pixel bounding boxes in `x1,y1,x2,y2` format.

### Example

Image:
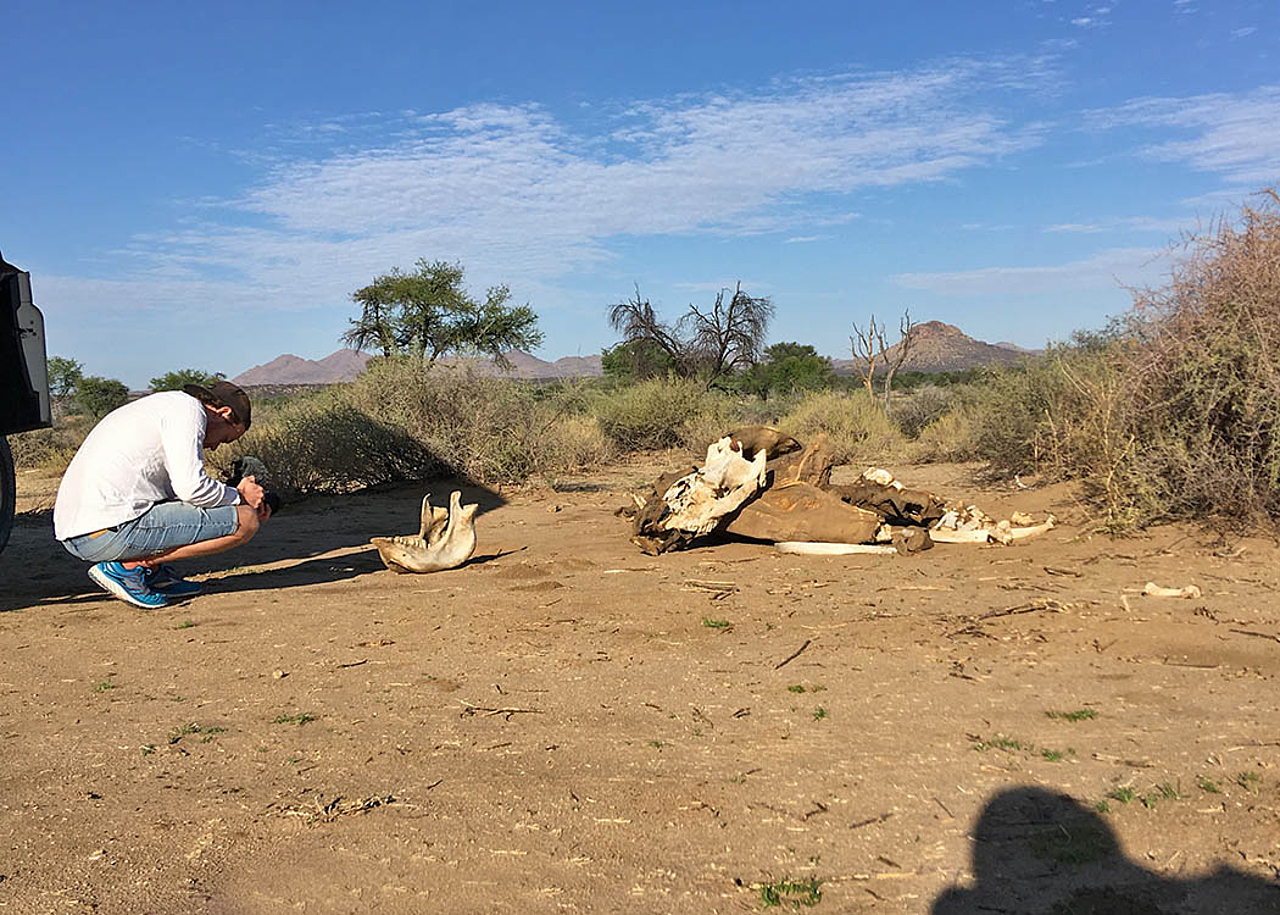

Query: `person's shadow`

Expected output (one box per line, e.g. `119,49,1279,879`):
932,788,1279,914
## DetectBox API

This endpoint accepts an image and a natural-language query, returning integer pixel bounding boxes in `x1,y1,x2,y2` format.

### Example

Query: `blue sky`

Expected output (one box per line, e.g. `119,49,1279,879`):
6,1,1278,387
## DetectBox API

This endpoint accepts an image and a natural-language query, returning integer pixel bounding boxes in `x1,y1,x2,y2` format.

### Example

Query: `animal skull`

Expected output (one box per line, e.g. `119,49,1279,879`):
371,490,479,573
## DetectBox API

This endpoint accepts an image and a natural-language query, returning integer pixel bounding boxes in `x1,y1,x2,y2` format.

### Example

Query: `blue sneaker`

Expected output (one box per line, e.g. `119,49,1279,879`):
88,561,169,609
144,564,202,597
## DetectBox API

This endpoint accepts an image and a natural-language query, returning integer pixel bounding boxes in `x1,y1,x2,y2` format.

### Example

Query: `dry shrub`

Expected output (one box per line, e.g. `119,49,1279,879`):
594,377,743,451
541,413,617,471
343,357,606,485
913,408,980,463
208,390,438,497
935,190,1280,530
777,390,906,465
7,416,96,473
893,384,970,438
1109,190,1280,525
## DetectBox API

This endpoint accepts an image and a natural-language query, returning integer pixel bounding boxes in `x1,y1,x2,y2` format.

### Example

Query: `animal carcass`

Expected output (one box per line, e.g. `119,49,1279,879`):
371,490,478,573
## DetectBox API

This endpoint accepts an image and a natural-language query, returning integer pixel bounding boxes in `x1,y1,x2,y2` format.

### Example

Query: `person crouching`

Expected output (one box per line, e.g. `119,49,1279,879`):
53,380,271,608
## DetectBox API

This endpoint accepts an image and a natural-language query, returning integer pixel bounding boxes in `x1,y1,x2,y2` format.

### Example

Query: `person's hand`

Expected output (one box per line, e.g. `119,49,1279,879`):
237,474,266,511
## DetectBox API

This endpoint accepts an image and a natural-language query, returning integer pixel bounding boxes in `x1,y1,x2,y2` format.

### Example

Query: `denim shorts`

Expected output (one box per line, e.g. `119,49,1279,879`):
61,501,240,563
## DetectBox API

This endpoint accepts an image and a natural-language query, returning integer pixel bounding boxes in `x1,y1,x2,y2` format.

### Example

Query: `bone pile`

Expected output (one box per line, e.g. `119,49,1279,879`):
861,468,1055,546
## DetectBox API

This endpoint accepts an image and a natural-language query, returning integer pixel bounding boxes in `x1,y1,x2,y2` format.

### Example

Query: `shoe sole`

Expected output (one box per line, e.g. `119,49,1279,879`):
89,565,168,609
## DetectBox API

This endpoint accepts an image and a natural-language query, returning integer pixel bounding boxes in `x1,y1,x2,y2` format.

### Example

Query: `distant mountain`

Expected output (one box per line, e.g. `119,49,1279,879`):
231,348,602,385
235,324,1027,386
231,349,373,385
831,321,1027,375
994,341,1042,355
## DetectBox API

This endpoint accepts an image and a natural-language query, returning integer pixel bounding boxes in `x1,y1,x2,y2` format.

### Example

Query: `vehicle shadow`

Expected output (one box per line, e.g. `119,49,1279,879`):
931,787,1279,914
0,480,505,611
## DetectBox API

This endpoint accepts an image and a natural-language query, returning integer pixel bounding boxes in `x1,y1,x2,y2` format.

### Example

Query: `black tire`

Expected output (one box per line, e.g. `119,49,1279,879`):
0,436,14,554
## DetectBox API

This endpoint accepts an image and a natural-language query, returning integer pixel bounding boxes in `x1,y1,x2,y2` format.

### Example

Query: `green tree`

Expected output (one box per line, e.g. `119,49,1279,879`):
735,342,836,398
343,259,543,368
601,339,676,383
149,368,224,392
46,356,83,399
75,376,130,418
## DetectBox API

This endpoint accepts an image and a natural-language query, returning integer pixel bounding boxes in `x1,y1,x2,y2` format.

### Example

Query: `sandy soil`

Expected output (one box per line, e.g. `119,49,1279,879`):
2,457,1279,914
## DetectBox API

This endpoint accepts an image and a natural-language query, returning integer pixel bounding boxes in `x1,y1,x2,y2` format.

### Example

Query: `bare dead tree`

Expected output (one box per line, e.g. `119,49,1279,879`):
682,282,775,381
608,282,773,386
849,315,884,398
850,309,918,412
607,285,691,377
881,310,918,412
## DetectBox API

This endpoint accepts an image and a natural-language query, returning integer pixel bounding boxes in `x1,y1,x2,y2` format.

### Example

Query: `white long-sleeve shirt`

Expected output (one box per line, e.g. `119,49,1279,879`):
53,391,240,540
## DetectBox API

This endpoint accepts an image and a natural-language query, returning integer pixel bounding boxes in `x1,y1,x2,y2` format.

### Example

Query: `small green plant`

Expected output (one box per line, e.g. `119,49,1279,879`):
1094,800,1111,814
1041,747,1073,762
758,876,822,909
174,619,196,630
1045,708,1097,722
1141,783,1182,809
812,707,827,721
274,713,317,726
788,685,807,693
972,735,1028,752
168,722,201,744
1236,771,1262,792
141,744,155,756
1029,820,1112,866
1106,787,1137,805
91,680,116,693
702,618,731,629
1196,775,1221,794
648,740,666,749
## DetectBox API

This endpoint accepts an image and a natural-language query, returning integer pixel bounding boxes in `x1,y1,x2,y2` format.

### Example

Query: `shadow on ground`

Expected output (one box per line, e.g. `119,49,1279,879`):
932,788,1280,914
0,480,504,612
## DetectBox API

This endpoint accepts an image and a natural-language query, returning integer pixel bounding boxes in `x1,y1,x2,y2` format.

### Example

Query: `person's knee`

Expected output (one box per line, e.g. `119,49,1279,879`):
234,505,261,544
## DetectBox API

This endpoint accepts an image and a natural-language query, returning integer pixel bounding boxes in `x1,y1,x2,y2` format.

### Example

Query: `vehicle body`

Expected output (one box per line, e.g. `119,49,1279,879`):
1,251,52,552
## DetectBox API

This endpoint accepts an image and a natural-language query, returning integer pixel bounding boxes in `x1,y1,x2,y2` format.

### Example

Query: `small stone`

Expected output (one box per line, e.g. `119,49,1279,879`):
272,669,287,679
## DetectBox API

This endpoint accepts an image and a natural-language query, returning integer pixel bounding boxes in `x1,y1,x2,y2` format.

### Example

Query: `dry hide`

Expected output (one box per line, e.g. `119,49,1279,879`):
628,425,1052,555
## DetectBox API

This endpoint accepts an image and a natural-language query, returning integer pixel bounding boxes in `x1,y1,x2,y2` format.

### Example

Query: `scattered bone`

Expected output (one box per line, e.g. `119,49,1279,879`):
1142,582,1203,599
370,490,479,573
1011,511,1035,526
776,541,898,556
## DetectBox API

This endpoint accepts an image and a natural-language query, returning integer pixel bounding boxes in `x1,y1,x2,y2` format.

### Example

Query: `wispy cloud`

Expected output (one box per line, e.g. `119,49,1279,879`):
891,246,1170,295
53,59,1053,326
1086,86,1280,186
1043,215,1203,235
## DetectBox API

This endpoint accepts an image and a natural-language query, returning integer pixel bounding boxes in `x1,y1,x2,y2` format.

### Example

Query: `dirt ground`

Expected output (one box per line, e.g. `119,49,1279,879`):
2,456,1279,914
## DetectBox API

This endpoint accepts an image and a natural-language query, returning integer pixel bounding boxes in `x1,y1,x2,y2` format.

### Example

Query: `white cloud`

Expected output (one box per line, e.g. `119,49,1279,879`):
53,59,1051,327
1086,86,1280,186
1231,26,1257,39
891,246,1171,295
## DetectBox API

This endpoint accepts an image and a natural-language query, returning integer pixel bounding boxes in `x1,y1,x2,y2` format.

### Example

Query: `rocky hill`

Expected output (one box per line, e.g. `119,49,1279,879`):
831,321,1029,375
231,349,602,385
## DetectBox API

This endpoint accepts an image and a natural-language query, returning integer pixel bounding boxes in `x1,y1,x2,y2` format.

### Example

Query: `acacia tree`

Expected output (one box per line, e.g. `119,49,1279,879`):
47,356,83,400
850,310,917,412
343,259,542,367
607,282,774,386
149,368,224,392
75,376,129,418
